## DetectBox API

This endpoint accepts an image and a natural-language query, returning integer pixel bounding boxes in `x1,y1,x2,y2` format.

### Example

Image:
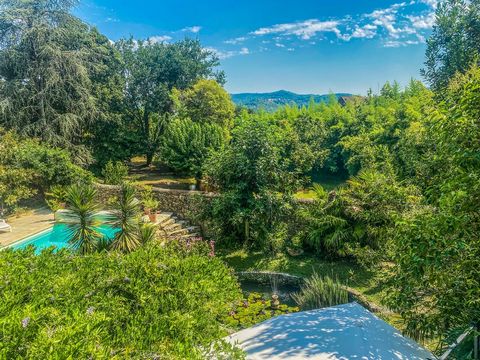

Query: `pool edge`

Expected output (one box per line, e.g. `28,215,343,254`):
1,226,54,250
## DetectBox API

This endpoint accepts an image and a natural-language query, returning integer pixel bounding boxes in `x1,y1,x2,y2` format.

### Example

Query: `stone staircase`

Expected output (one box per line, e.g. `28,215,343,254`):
154,212,201,240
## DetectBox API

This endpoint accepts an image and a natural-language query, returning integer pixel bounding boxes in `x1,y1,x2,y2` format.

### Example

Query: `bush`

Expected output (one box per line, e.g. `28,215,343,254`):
0,243,243,359
16,139,94,190
101,160,129,185
292,273,348,310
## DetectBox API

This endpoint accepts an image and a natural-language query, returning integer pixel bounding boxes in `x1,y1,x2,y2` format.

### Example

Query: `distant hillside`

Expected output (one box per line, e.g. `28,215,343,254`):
231,90,353,111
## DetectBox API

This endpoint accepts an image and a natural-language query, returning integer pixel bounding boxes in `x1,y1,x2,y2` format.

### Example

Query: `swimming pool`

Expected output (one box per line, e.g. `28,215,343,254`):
10,223,118,253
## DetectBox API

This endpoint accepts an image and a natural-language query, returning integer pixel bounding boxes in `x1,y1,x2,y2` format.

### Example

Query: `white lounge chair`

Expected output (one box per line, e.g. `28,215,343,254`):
0,219,12,232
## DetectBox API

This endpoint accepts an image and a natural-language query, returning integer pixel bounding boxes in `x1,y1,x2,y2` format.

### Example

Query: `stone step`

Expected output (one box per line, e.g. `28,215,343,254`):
168,228,189,236
164,223,182,231
156,212,173,219
159,217,175,227
178,233,201,239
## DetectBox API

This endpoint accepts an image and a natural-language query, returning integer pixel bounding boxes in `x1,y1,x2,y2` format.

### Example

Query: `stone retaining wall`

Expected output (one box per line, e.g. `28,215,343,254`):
95,183,215,220
95,184,314,233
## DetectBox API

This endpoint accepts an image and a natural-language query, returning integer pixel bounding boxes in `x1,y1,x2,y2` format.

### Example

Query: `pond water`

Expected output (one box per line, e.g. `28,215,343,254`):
240,279,301,307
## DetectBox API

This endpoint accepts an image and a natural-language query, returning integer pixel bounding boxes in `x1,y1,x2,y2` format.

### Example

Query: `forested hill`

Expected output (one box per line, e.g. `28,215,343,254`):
231,90,352,111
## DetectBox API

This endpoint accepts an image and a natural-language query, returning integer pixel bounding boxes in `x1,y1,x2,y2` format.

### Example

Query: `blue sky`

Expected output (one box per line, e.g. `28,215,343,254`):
74,0,437,95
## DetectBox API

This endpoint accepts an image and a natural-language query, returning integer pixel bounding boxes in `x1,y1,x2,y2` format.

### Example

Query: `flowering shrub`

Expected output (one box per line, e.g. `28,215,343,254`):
0,243,243,359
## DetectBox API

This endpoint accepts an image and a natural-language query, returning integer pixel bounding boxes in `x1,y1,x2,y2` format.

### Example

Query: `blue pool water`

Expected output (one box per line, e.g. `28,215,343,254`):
11,223,118,253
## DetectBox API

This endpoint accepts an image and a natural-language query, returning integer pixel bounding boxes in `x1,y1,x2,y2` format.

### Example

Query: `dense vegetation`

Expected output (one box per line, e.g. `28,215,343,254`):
0,0,479,356
0,243,243,359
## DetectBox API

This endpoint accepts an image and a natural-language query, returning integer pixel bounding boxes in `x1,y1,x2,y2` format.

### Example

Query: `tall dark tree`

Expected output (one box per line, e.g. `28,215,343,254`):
0,0,99,164
116,38,224,165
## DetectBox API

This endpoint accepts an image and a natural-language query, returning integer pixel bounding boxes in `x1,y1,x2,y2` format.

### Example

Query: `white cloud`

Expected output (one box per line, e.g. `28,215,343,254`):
408,13,436,29
224,36,248,45
251,19,340,40
341,24,378,41
215,0,436,54
205,46,250,59
384,39,420,47
148,35,172,43
182,26,202,33
420,0,438,9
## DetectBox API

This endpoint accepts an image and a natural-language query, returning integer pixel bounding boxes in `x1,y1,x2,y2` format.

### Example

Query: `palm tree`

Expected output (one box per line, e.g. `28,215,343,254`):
63,183,102,254
301,184,356,257
108,183,142,253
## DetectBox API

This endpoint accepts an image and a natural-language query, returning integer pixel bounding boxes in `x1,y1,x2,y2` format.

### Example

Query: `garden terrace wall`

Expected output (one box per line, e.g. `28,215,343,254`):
95,183,216,220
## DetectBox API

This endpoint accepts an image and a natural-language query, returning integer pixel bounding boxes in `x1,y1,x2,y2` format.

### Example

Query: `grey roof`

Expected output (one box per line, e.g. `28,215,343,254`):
227,302,435,359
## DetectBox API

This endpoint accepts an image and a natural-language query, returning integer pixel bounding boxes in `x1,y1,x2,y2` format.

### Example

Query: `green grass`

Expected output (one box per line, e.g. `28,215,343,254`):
295,170,348,199
219,249,385,305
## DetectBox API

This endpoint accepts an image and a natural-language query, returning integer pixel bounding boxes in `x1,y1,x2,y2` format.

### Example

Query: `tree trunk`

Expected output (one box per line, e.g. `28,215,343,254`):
146,152,154,167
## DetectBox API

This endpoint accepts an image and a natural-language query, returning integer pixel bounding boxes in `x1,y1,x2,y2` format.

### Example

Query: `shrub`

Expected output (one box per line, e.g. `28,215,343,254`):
101,160,129,185
0,243,243,359
45,185,68,212
292,273,348,310
16,139,94,190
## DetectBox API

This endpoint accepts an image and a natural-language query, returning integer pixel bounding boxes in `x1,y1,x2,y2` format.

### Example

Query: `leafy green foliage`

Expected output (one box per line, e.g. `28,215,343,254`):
422,0,480,92
0,243,243,359
203,115,312,250
300,171,420,262
0,0,96,163
0,129,91,214
160,118,226,179
0,131,36,215
15,138,93,190
101,160,129,185
116,38,224,165
172,79,235,129
45,185,68,212
292,274,348,310
386,65,480,342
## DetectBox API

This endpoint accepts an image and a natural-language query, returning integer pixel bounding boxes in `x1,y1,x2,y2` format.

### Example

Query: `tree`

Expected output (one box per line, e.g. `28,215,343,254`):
203,116,310,249
117,38,224,165
159,118,226,183
63,183,102,254
101,160,129,185
0,0,99,163
387,65,480,341
172,79,235,129
422,0,480,92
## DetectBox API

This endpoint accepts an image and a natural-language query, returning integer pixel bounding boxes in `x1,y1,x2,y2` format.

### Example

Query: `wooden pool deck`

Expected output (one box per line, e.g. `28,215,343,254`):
0,208,54,248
